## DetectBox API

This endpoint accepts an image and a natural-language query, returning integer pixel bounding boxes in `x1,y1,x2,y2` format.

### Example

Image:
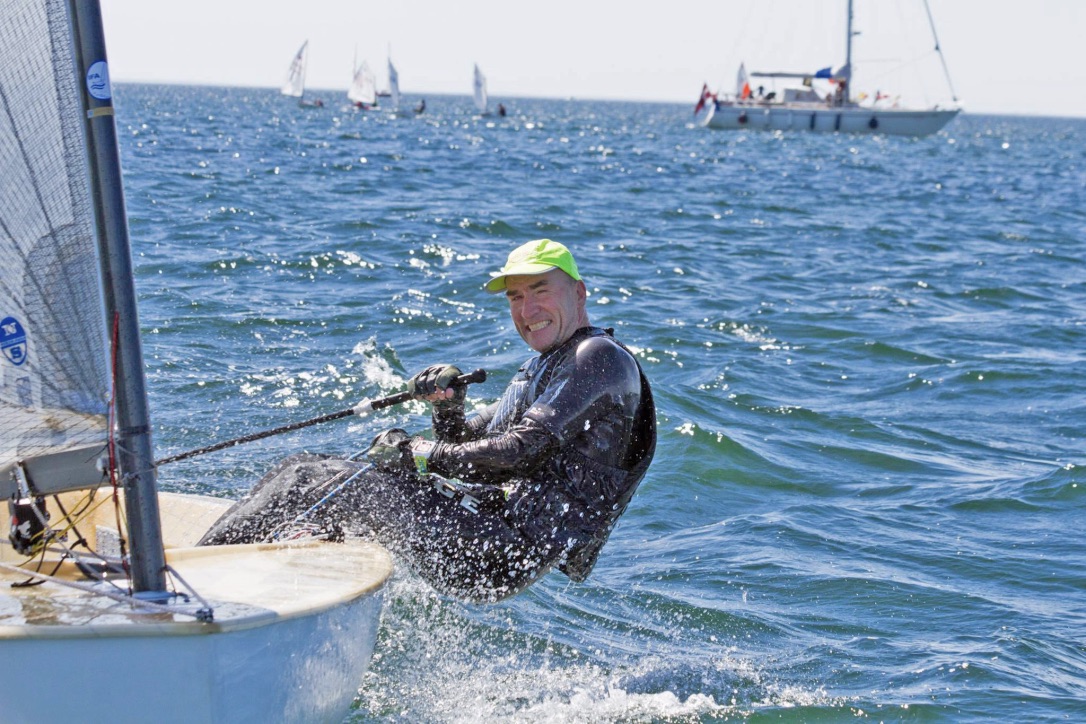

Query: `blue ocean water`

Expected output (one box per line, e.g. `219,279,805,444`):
116,85,1085,722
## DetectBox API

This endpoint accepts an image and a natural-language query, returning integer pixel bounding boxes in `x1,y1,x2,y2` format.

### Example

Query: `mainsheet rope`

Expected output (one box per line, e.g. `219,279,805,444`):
154,368,486,466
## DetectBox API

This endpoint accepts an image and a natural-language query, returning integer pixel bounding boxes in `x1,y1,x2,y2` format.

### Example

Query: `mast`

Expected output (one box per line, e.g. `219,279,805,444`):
843,0,854,97
69,0,167,595
845,0,853,74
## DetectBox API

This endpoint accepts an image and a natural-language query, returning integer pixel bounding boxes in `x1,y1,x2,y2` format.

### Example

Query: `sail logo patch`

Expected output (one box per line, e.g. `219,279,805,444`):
86,61,112,100
1,316,28,366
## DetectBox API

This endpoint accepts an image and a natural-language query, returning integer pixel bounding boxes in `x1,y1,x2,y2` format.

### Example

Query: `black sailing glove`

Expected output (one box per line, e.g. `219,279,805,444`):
407,364,465,409
365,428,441,476
365,428,413,471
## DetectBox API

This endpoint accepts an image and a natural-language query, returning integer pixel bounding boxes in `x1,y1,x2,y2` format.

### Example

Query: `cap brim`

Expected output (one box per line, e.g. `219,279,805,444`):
483,262,557,293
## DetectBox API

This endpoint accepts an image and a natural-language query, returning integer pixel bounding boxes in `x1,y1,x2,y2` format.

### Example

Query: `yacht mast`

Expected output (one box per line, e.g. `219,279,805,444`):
844,0,854,97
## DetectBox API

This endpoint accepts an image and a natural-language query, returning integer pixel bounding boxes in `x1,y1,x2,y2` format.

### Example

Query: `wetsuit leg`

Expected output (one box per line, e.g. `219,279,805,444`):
199,455,558,602
334,473,558,602
198,453,359,545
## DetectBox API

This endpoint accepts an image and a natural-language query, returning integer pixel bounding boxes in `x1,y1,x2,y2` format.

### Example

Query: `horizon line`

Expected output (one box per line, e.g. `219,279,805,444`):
108,80,1086,120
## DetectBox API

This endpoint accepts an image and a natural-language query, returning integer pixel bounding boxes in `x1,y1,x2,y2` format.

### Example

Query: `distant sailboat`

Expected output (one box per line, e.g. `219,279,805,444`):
473,63,489,115
281,41,307,97
697,0,959,136
348,59,379,109
387,58,403,115
282,40,323,107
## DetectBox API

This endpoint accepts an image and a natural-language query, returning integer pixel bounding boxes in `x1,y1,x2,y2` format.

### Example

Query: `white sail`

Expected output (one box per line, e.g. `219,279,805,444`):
473,63,488,113
735,62,750,99
348,60,378,107
388,58,401,111
281,40,308,97
0,0,111,492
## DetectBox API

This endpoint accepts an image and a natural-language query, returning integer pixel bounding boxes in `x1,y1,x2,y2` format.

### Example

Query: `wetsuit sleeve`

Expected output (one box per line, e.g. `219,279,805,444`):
427,336,639,481
465,408,493,437
432,401,496,443
429,416,559,480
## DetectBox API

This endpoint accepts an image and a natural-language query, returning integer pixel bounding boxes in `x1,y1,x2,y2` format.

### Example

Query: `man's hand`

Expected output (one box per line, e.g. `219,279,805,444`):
366,429,439,475
365,428,412,471
407,364,465,407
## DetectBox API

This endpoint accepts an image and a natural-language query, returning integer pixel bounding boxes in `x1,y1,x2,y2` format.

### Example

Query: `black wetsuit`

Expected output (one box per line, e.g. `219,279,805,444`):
199,326,655,602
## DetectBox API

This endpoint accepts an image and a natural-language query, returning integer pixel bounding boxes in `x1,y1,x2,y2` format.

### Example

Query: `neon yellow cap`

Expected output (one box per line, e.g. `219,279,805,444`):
484,239,582,293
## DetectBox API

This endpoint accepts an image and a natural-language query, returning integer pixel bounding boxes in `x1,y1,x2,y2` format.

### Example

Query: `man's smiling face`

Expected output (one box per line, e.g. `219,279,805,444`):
504,268,588,353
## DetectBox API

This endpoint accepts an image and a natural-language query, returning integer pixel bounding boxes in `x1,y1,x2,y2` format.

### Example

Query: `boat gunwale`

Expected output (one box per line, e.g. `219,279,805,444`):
0,539,392,640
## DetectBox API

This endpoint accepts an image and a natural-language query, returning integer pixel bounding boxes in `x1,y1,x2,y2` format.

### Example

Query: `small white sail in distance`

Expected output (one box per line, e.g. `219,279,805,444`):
473,63,488,113
348,60,378,107
281,40,308,97
388,58,401,111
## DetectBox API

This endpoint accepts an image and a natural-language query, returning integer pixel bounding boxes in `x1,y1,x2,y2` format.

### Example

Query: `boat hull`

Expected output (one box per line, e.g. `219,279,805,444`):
702,102,959,136
0,493,393,724
0,576,384,723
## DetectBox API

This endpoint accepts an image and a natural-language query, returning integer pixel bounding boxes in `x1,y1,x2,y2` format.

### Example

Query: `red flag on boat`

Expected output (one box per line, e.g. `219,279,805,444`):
694,83,714,115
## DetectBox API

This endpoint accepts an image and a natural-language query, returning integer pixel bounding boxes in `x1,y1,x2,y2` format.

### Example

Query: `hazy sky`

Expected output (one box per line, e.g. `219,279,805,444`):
99,0,1085,119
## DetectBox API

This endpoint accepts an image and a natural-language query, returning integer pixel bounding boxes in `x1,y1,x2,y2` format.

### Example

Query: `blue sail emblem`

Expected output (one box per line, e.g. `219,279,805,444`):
1,316,28,366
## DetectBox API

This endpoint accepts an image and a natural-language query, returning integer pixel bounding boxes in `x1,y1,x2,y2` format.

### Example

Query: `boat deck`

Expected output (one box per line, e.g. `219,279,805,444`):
0,491,392,633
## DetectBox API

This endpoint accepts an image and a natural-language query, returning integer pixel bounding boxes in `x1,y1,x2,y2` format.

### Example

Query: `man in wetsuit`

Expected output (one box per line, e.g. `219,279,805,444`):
200,239,655,602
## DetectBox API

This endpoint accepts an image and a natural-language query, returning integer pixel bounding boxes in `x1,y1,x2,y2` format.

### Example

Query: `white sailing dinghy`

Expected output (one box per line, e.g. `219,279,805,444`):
0,2,391,722
282,40,308,98
699,0,959,136
281,39,322,107
348,59,379,109
473,63,490,115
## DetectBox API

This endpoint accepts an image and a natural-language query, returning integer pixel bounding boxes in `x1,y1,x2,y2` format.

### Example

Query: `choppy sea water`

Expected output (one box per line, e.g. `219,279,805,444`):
115,85,1085,722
